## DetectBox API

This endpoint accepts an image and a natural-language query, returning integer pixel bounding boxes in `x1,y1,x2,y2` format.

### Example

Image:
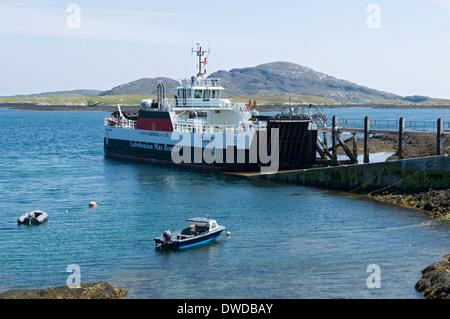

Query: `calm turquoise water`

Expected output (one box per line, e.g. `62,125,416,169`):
0,107,449,299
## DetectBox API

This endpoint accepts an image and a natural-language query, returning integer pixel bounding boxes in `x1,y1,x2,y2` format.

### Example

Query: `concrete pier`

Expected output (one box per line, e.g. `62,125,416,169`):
250,155,450,193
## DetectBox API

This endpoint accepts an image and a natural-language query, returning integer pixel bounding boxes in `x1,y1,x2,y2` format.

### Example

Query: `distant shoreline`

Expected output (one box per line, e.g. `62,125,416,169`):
0,102,141,112
2,102,450,112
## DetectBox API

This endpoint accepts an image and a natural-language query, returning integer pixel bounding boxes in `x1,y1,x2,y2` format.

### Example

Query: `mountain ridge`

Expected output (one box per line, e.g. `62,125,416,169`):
98,77,179,96
3,62,418,103
208,61,400,102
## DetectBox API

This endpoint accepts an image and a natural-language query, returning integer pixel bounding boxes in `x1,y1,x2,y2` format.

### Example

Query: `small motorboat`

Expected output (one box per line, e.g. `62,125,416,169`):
18,210,48,225
154,216,225,250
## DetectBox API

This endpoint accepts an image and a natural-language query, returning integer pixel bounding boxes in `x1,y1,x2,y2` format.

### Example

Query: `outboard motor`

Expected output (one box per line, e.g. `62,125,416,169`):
163,229,171,242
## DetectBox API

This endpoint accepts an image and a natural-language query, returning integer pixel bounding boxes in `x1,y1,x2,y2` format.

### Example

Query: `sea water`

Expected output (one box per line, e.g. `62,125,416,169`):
0,107,449,299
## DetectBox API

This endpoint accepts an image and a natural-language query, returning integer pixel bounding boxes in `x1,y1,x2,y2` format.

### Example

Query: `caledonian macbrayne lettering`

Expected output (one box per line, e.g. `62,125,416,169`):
130,141,179,152
177,303,273,316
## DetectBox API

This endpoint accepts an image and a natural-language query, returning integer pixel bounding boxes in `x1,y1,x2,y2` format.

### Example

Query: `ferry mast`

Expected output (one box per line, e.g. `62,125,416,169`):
192,43,210,82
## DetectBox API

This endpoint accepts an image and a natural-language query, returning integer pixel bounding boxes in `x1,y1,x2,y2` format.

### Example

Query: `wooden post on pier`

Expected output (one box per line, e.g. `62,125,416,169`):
332,116,338,165
437,118,443,155
364,116,370,164
352,132,358,161
322,132,328,159
398,117,405,159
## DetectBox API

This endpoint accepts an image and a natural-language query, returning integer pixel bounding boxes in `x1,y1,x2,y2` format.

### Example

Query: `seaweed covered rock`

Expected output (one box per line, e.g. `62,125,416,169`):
371,188,450,217
0,282,128,299
415,255,450,299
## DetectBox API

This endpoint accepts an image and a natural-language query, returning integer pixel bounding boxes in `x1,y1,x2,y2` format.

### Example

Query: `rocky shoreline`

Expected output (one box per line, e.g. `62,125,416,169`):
0,282,128,299
368,135,449,218
369,189,450,218
415,255,450,299
335,134,449,218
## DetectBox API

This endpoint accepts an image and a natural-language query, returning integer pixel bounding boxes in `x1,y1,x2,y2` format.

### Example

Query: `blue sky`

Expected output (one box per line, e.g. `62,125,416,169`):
1,0,450,98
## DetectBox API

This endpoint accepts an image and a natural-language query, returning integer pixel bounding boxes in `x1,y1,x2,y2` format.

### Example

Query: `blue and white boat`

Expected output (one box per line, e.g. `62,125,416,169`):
154,216,225,250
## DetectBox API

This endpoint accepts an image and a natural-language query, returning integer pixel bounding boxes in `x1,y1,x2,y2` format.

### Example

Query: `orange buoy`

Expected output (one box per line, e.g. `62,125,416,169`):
89,202,97,208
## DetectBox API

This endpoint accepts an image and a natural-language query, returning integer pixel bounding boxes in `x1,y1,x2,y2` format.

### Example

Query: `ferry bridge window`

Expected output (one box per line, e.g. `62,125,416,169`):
203,90,210,101
211,90,220,99
194,90,202,99
187,89,192,98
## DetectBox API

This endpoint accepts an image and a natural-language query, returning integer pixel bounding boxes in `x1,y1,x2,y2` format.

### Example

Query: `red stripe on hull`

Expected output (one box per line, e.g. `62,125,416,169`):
136,118,173,132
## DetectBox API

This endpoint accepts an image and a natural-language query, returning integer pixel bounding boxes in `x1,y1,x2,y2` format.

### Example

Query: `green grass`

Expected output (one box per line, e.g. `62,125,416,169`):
0,93,338,105
2,93,449,106
419,98,450,105
367,99,414,104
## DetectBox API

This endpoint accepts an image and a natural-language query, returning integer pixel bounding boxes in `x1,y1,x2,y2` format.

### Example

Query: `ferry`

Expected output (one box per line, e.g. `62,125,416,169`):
104,44,318,172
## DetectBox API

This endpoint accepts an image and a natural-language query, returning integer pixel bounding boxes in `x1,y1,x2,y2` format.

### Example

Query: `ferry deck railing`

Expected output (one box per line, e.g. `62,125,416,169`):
173,121,267,134
104,117,267,133
104,118,136,129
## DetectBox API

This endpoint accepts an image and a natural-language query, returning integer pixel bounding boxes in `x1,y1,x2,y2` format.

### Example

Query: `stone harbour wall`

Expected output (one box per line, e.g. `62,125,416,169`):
259,155,450,193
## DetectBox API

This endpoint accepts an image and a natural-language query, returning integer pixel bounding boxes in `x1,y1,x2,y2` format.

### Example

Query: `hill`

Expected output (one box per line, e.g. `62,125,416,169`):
4,89,102,98
98,77,179,96
2,62,423,104
208,62,400,103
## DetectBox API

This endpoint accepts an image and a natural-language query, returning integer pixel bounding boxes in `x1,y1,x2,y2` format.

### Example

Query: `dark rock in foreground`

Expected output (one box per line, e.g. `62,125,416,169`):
0,282,128,299
415,255,450,299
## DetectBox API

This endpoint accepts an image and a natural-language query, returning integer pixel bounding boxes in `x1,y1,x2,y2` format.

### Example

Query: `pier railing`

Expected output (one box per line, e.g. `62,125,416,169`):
328,118,450,132
317,115,448,166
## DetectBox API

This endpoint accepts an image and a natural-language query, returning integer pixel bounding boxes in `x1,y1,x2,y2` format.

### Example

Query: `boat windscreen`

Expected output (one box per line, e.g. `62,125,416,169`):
186,220,208,228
